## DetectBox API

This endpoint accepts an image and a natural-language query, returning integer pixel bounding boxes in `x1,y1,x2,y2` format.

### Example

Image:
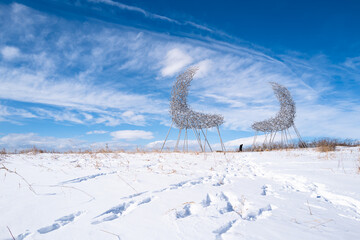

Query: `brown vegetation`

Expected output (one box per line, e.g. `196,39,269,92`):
309,138,359,152
248,138,359,152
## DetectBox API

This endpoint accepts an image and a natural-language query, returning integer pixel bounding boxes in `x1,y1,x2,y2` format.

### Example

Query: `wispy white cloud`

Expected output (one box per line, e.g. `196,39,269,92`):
33,108,84,124
161,48,193,77
86,130,108,134
110,130,154,141
121,111,146,126
0,133,84,150
0,132,136,151
1,46,20,60
0,104,37,122
88,0,217,34
89,0,178,23
344,56,360,70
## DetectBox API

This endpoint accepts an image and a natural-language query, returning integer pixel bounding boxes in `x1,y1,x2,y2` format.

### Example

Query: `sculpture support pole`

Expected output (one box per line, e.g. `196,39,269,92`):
286,128,294,146
284,129,289,146
269,131,273,145
272,131,277,145
187,130,189,152
174,128,182,151
195,128,202,149
203,129,207,152
264,132,269,147
216,125,226,152
161,121,173,152
201,129,213,152
266,132,272,147
192,127,203,152
252,131,258,151
183,128,187,152
293,125,306,147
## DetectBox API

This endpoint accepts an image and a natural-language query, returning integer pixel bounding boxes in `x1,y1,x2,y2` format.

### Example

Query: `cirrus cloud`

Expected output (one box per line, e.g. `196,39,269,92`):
1,46,20,60
110,130,154,141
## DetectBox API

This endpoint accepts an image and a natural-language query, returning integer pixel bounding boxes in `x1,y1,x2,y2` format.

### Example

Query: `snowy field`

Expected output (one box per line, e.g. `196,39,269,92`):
1,147,360,240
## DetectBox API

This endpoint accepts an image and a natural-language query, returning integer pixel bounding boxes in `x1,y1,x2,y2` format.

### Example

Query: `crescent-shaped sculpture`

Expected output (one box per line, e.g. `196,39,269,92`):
161,66,226,152
252,82,306,149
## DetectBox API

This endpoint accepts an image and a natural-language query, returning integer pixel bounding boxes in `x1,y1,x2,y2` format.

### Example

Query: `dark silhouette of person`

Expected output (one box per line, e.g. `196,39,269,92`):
239,144,243,152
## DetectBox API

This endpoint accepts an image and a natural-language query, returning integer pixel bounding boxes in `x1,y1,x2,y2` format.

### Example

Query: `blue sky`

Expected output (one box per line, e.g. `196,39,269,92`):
0,0,359,151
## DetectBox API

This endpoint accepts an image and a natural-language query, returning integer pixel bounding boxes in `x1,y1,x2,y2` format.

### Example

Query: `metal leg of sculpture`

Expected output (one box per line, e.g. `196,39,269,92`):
186,128,189,152
161,121,173,152
273,131,277,145
266,132,272,148
203,129,207,152
293,125,306,148
183,128,187,152
174,128,182,151
270,131,277,149
272,131,277,145
263,132,269,147
252,131,258,151
286,128,294,147
284,129,290,147
201,129,213,152
285,129,291,147
197,128,204,151
192,127,204,152
216,125,226,152
195,129,202,151
269,131,274,148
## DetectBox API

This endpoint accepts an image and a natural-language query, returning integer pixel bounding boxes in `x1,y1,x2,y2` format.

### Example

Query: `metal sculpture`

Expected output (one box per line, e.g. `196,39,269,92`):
251,82,306,149
161,66,226,152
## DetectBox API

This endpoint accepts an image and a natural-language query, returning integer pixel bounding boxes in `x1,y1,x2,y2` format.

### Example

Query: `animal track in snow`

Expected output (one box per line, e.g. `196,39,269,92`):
242,204,272,221
213,219,237,240
276,174,360,218
169,176,212,190
151,176,212,194
202,194,211,207
200,192,274,220
37,211,82,234
7,231,30,240
93,196,155,224
261,184,278,197
175,204,192,219
60,172,116,184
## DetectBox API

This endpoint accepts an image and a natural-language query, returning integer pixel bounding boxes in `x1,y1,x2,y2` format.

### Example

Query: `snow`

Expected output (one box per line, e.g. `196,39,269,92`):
1,147,360,240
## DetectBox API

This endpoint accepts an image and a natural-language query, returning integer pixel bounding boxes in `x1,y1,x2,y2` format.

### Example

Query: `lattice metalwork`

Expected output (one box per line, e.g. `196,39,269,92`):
251,82,306,149
161,67,226,152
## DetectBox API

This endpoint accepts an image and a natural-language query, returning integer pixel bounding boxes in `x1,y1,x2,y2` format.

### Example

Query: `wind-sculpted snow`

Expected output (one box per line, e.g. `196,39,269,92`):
60,172,116,184
1,148,360,239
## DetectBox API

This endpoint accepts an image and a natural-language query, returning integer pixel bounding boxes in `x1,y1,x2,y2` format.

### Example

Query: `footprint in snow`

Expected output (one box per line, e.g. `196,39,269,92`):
37,211,82,234
92,196,154,224
176,204,192,219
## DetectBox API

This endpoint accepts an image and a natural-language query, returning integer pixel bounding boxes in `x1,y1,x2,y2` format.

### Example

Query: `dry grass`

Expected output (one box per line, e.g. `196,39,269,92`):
249,143,299,152
310,138,359,152
0,148,7,154
248,138,359,152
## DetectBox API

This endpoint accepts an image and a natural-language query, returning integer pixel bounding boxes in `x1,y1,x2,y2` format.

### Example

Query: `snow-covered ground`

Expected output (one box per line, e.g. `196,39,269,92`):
1,147,360,240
